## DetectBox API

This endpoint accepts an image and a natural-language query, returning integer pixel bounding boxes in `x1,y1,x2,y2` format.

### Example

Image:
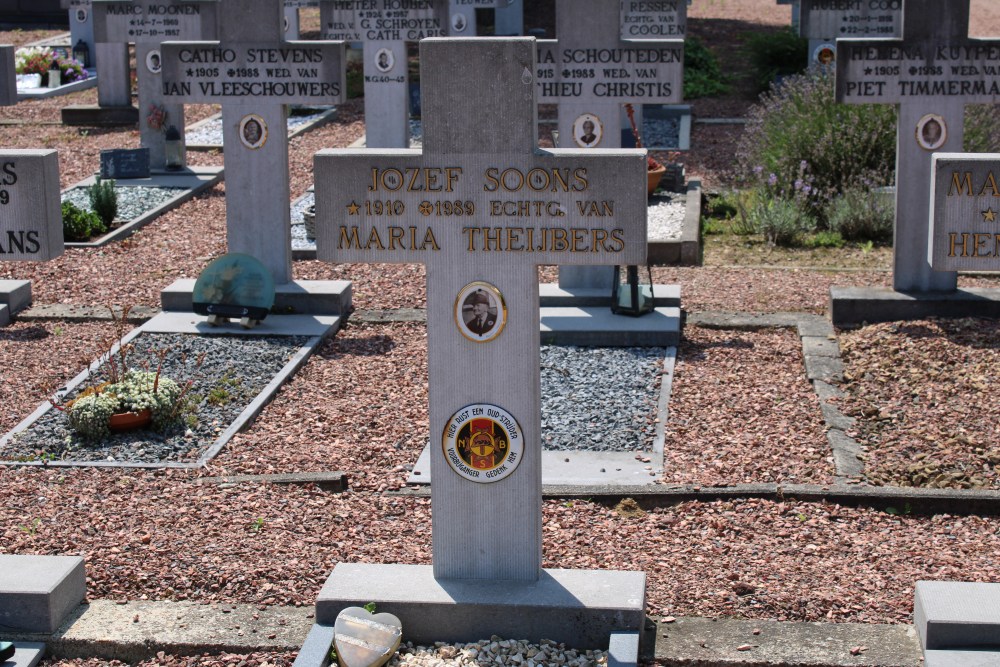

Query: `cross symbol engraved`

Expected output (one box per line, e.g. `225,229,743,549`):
315,38,647,581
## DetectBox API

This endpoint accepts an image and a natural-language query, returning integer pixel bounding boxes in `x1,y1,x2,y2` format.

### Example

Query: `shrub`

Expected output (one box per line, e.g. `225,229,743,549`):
88,178,118,227
965,105,1000,152
735,68,897,222
825,187,894,243
743,196,814,247
745,27,807,94
61,201,106,241
684,37,729,99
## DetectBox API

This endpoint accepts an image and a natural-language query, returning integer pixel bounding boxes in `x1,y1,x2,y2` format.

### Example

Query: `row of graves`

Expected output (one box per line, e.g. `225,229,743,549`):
4,0,1000,664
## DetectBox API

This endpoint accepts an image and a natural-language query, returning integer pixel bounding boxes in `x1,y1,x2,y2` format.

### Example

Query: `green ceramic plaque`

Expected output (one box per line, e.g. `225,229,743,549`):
192,253,275,321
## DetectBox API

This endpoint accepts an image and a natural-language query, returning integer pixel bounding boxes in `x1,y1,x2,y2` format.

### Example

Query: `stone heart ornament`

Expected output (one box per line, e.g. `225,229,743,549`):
333,606,403,667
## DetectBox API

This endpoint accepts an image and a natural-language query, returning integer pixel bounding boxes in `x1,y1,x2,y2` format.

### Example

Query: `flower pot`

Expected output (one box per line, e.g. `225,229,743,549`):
109,408,152,432
647,164,666,196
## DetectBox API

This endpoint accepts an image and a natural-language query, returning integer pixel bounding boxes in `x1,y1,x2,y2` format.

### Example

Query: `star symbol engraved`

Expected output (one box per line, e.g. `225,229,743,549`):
186,68,194,77
864,67,872,75
418,201,433,216
346,201,360,215
983,208,997,223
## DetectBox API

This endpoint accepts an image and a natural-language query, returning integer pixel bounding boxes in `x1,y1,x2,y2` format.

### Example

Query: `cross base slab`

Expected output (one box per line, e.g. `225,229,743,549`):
315,563,646,651
923,650,1000,667
914,581,1000,651
540,307,681,346
0,555,86,633
539,284,680,308
60,105,139,127
7,642,45,667
0,279,32,313
160,279,352,316
140,311,342,339
830,287,1000,326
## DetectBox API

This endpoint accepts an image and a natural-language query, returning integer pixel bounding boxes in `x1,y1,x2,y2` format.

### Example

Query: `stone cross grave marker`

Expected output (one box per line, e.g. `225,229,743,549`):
161,0,345,285
62,0,133,108
537,0,683,289
319,0,447,148
836,0,1000,292
315,37,647,580
929,153,1000,272
1,45,15,107
448,0,521,37
93,0,219,170
799,0,901,66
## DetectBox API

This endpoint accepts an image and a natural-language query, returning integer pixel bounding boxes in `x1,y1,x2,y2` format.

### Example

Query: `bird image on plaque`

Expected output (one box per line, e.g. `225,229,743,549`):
192,253,276,327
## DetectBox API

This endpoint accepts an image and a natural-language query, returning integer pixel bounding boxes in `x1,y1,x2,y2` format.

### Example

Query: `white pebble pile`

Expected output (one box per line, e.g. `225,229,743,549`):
389,637,608,667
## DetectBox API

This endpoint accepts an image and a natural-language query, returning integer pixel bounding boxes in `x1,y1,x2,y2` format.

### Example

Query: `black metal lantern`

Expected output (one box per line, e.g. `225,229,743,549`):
164,125,184,171
72,40,90,69
611,265,655,317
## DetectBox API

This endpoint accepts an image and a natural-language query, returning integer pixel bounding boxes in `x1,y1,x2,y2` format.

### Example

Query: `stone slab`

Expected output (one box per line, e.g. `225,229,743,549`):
160,279,352,316
291,623,335,667
0,279,32,312
7,642,45,667
828,429,864,480
316,563,646,650
830,287,1000,326
538,284,679,308
915,581,1000,650
924,650,1000,667
60,105,139,127
140,311,341,338
193,471,349,492
804,353,844,382
409,447,662,486
607,632,639,667
64,166,224,248
0,303,8,327
46,600,311,662
540,307,680,347
647,180,702,266
0,555,86,633
16,75,97,101
801,335,840,358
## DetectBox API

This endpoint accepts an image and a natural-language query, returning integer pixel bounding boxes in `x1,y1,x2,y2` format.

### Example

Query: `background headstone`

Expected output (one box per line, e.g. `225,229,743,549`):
799,0,900,66
99,147,151,179
161,0,345,284
319,0,447,148
0,150,65,262
315,37,647,580
537,0,683,290
93,0,219,169
836,0,1000,292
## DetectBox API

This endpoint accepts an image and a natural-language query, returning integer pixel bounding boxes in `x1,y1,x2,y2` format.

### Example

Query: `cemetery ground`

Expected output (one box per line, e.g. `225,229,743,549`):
2,2,1000,666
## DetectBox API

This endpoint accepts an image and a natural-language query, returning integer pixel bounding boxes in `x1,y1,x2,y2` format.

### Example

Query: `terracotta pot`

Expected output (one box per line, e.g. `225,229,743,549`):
647,164,666,196
108,408,152,432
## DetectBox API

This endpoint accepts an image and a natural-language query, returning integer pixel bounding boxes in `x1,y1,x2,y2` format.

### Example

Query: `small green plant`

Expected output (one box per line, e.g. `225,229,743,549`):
683,36,729,99
61,201,106,241
364,602,377,614
752,197,812,246
88,177,118,228
20,518,41,535
803,230,845,248
53,325,64,336
249,517,265,533
206,374,241,406
825,187,893,243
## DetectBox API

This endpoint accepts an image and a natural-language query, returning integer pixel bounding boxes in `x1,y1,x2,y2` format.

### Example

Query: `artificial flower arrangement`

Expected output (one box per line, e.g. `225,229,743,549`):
15,46,88,86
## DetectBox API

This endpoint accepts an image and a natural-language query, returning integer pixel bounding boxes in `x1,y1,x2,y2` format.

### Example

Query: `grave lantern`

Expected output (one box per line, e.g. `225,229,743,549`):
163,125,183,171
611,265,654,317
72,39,89,68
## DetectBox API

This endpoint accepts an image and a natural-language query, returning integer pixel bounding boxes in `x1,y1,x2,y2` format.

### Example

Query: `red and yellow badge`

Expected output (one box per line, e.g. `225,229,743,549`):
442,404,523,483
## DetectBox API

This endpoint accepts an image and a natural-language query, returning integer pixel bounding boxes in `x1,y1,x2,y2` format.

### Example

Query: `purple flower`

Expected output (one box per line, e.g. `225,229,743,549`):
768,173,778,186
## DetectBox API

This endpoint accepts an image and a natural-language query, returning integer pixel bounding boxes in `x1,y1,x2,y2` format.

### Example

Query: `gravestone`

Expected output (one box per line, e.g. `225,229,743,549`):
284,0,316,39
161,0,345,285
60,0,137,125
494,0,522,36
448,0,521,37
929,153,1000,272
832,0,1000,323
537,0,683,290
0,150,65,262
313,37,646,647
92,0,219,170
100,147,151,179
319,0,447,148
799,0,900,66
1,45,15,106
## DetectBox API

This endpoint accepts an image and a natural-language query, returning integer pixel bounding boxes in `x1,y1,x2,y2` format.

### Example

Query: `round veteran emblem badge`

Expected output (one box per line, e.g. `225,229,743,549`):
442,404,523,483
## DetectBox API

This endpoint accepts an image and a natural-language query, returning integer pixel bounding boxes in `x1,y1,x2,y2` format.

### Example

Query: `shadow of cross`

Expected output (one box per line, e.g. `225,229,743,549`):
315,38,647,582
836,0,1000,292
93,0,219,169
160,0,345,285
